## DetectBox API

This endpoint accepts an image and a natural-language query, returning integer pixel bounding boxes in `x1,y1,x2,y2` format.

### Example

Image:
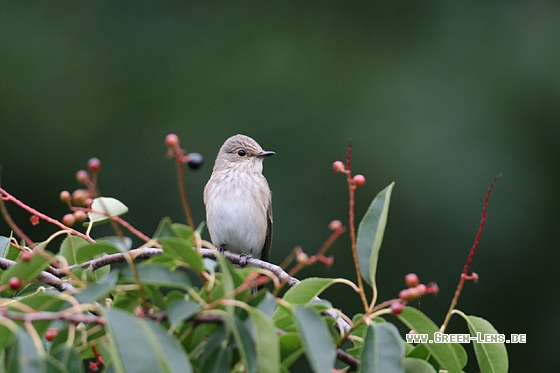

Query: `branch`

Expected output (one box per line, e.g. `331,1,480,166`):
0,309,104,324
0,257,77,293
49,247,352,332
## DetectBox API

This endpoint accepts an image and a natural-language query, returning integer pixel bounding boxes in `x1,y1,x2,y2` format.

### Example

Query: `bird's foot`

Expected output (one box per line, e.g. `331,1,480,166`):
238,252,252,267
217,244,226,253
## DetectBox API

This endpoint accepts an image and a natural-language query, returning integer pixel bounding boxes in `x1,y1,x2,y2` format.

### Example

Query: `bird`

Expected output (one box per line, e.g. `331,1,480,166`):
203,134,275,263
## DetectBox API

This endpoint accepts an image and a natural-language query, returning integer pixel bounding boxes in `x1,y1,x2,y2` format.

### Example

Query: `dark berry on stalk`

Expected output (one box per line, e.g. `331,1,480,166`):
187,152,204,169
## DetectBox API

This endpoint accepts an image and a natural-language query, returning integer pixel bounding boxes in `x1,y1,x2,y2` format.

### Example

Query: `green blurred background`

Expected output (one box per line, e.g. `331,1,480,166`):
1,2,558,371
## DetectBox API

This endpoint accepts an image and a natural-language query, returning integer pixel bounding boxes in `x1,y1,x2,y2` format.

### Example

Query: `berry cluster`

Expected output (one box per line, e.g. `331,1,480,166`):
391,273,439,315
332,160,366,187
58,157,102,227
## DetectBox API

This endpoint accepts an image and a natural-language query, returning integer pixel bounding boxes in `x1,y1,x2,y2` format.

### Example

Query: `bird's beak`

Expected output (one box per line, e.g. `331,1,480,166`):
256,150,275,158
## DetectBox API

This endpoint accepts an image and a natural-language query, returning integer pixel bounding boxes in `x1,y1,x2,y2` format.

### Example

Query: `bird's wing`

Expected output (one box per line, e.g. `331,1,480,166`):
260,202,273,262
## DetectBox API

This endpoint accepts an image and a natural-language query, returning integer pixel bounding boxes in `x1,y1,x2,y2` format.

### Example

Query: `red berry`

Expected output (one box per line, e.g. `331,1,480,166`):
20,251,33,262
399,289,410,300
45,329,58,341
62,213,76,227
74,210,88,222
352,174,366,186
30,215,40,226
72,189,89,206
9,277,22,290
426,282,439,294
165,134,180,148
87,158,102,173
332,161,345,173
76,170,90,184
59,190,71,203
399,287,421,301
329,220,343,232
416,284,427,295
391,302,404,315
405,273,419,287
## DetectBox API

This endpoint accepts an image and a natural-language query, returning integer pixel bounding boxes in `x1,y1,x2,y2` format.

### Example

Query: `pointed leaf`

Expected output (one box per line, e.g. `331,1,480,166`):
74,270,118,304
167,300,202,328
279,333,303,368
75,242,121,263
6,329,47,373
360,322,404,373
357,182,394,286
1,250,51,284
397,307,463,373
104,308,164,373
58,236,89,266
159,237,203,272
281,278,341,305
144,321,193,373
121,264,191,291
273,278,346,330
228,315,257,373
456,313,508,373
88,197,128,224
247,307,280,373
50,346,83,373
404,357,437,373
293,306,336,373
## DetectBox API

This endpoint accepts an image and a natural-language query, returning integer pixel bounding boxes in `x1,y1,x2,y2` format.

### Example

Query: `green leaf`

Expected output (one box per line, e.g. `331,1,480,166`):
279,333,303,368
273,278,344,331
228,315,257,373
6,329,46,373
397,307,463,373
0,322,17,350
201,344,232,373
404,357,437,373
246,307,280,373
167,300,202,329
121,264,191,291
293,306,336,373
0,236,10,258
159,237,203,272
75,242,121,263
1,250,51,284
171,223,194,240
58,236,90,266
360,322,404,373
50,346,83,373
357,182,394,286
105,308,159,373
87,197,128,225
74,270,118,304
281,278,340,304
97,236,133,252
144,320,194,373
153,217,182,239
457,313,508,373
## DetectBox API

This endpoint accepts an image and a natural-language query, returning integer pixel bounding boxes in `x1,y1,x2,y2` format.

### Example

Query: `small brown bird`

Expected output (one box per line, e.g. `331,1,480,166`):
203,134,275,262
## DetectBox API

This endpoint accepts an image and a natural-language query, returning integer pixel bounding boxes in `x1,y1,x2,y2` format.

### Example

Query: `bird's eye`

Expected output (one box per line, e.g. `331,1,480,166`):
237,150,246,157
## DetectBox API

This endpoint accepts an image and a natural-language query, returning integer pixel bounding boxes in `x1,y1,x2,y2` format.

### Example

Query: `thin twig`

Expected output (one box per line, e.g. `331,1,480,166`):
440,174,501,333
345,140,368,310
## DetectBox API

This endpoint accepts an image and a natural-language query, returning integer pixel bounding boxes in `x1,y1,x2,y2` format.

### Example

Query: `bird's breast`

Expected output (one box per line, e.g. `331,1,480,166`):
204,172,270,256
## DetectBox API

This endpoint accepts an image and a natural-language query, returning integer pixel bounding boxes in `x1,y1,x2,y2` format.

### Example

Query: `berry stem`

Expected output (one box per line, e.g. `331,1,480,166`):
0,187,94,243
345,139,369,310
440,174,501,333
174,148,196,236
